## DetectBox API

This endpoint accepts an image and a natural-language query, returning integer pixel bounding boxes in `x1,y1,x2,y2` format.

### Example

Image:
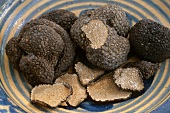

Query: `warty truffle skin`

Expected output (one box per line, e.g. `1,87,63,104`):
129,19,170,62
6,18,75,79
5,36,23,69
39,9,78,32
19,54,54,86
86,32,130,70
70,4,130,70
18,19,75,78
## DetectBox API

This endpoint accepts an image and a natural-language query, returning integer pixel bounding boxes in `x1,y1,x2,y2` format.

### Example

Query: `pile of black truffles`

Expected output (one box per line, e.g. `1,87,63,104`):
5,4,170,108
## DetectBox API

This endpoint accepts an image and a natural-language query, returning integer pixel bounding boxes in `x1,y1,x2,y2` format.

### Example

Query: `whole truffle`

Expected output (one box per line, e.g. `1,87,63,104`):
18,18,75,78
129,19,170,62
71,4,130,70
39,9,78,32
124,61,160,79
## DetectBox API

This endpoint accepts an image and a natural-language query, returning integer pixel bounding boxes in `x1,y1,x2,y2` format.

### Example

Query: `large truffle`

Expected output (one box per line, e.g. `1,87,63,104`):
75,62,105,86
18,19,75,77
71,4,130,70
6,19,75,86
55,73,87,107
113,68,144,91
124,61,160,79
87,72,132,102
31,83,72,108
129,19,170,62
39,9,77,32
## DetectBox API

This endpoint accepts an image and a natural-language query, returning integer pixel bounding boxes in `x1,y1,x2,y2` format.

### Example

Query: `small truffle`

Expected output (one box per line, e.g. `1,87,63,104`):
124,61,160,79
75,62,105,86
129,19,170,62
87,72,132,102
55,73,87,107
31,83,72,108
113,68,144,91
39,9,78,32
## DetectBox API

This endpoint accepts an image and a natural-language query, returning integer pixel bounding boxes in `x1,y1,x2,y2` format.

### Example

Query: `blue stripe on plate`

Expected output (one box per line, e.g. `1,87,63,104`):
161,0,170,10
147,0,170,23
0,1,20,30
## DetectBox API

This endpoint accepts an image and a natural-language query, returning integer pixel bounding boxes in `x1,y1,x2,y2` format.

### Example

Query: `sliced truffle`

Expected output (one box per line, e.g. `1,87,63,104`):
87,72,132,102
55,73,87,107
75,62,105,86
113,68,144,91
39,9,78,32
124,61,160,79
5,36,22,69
129,19,170,62
18,19,75,77
71,4,130,70
31,83,72,108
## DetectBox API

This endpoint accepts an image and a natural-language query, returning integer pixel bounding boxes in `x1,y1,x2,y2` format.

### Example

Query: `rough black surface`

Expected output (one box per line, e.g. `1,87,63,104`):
124,61,160,79
39,9,78,32
18,19,75,78
86,33,130,70
20,54,54,86
19,25,64,66
5,37,23,69
70,4,130,70
129,19,170,62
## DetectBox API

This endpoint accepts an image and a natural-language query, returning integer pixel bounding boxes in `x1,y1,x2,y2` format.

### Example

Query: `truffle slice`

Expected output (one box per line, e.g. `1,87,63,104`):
31,83,72,108
87,72,132,102
55,73,87,107
113,68,144,91
39,9,77,32
75,62,105,86
124,61,160,79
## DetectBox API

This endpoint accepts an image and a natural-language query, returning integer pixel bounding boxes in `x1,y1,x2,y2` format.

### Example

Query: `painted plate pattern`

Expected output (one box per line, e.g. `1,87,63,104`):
0,0,170,112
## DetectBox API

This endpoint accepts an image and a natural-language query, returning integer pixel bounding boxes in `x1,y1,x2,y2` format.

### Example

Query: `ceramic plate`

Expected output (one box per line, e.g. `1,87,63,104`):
0,0,170,112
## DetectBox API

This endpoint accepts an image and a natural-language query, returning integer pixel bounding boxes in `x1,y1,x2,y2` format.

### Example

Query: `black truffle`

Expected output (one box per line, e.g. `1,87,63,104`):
129,19,170,62
70,4,130,70
39,9,78,32
18,18,75,77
